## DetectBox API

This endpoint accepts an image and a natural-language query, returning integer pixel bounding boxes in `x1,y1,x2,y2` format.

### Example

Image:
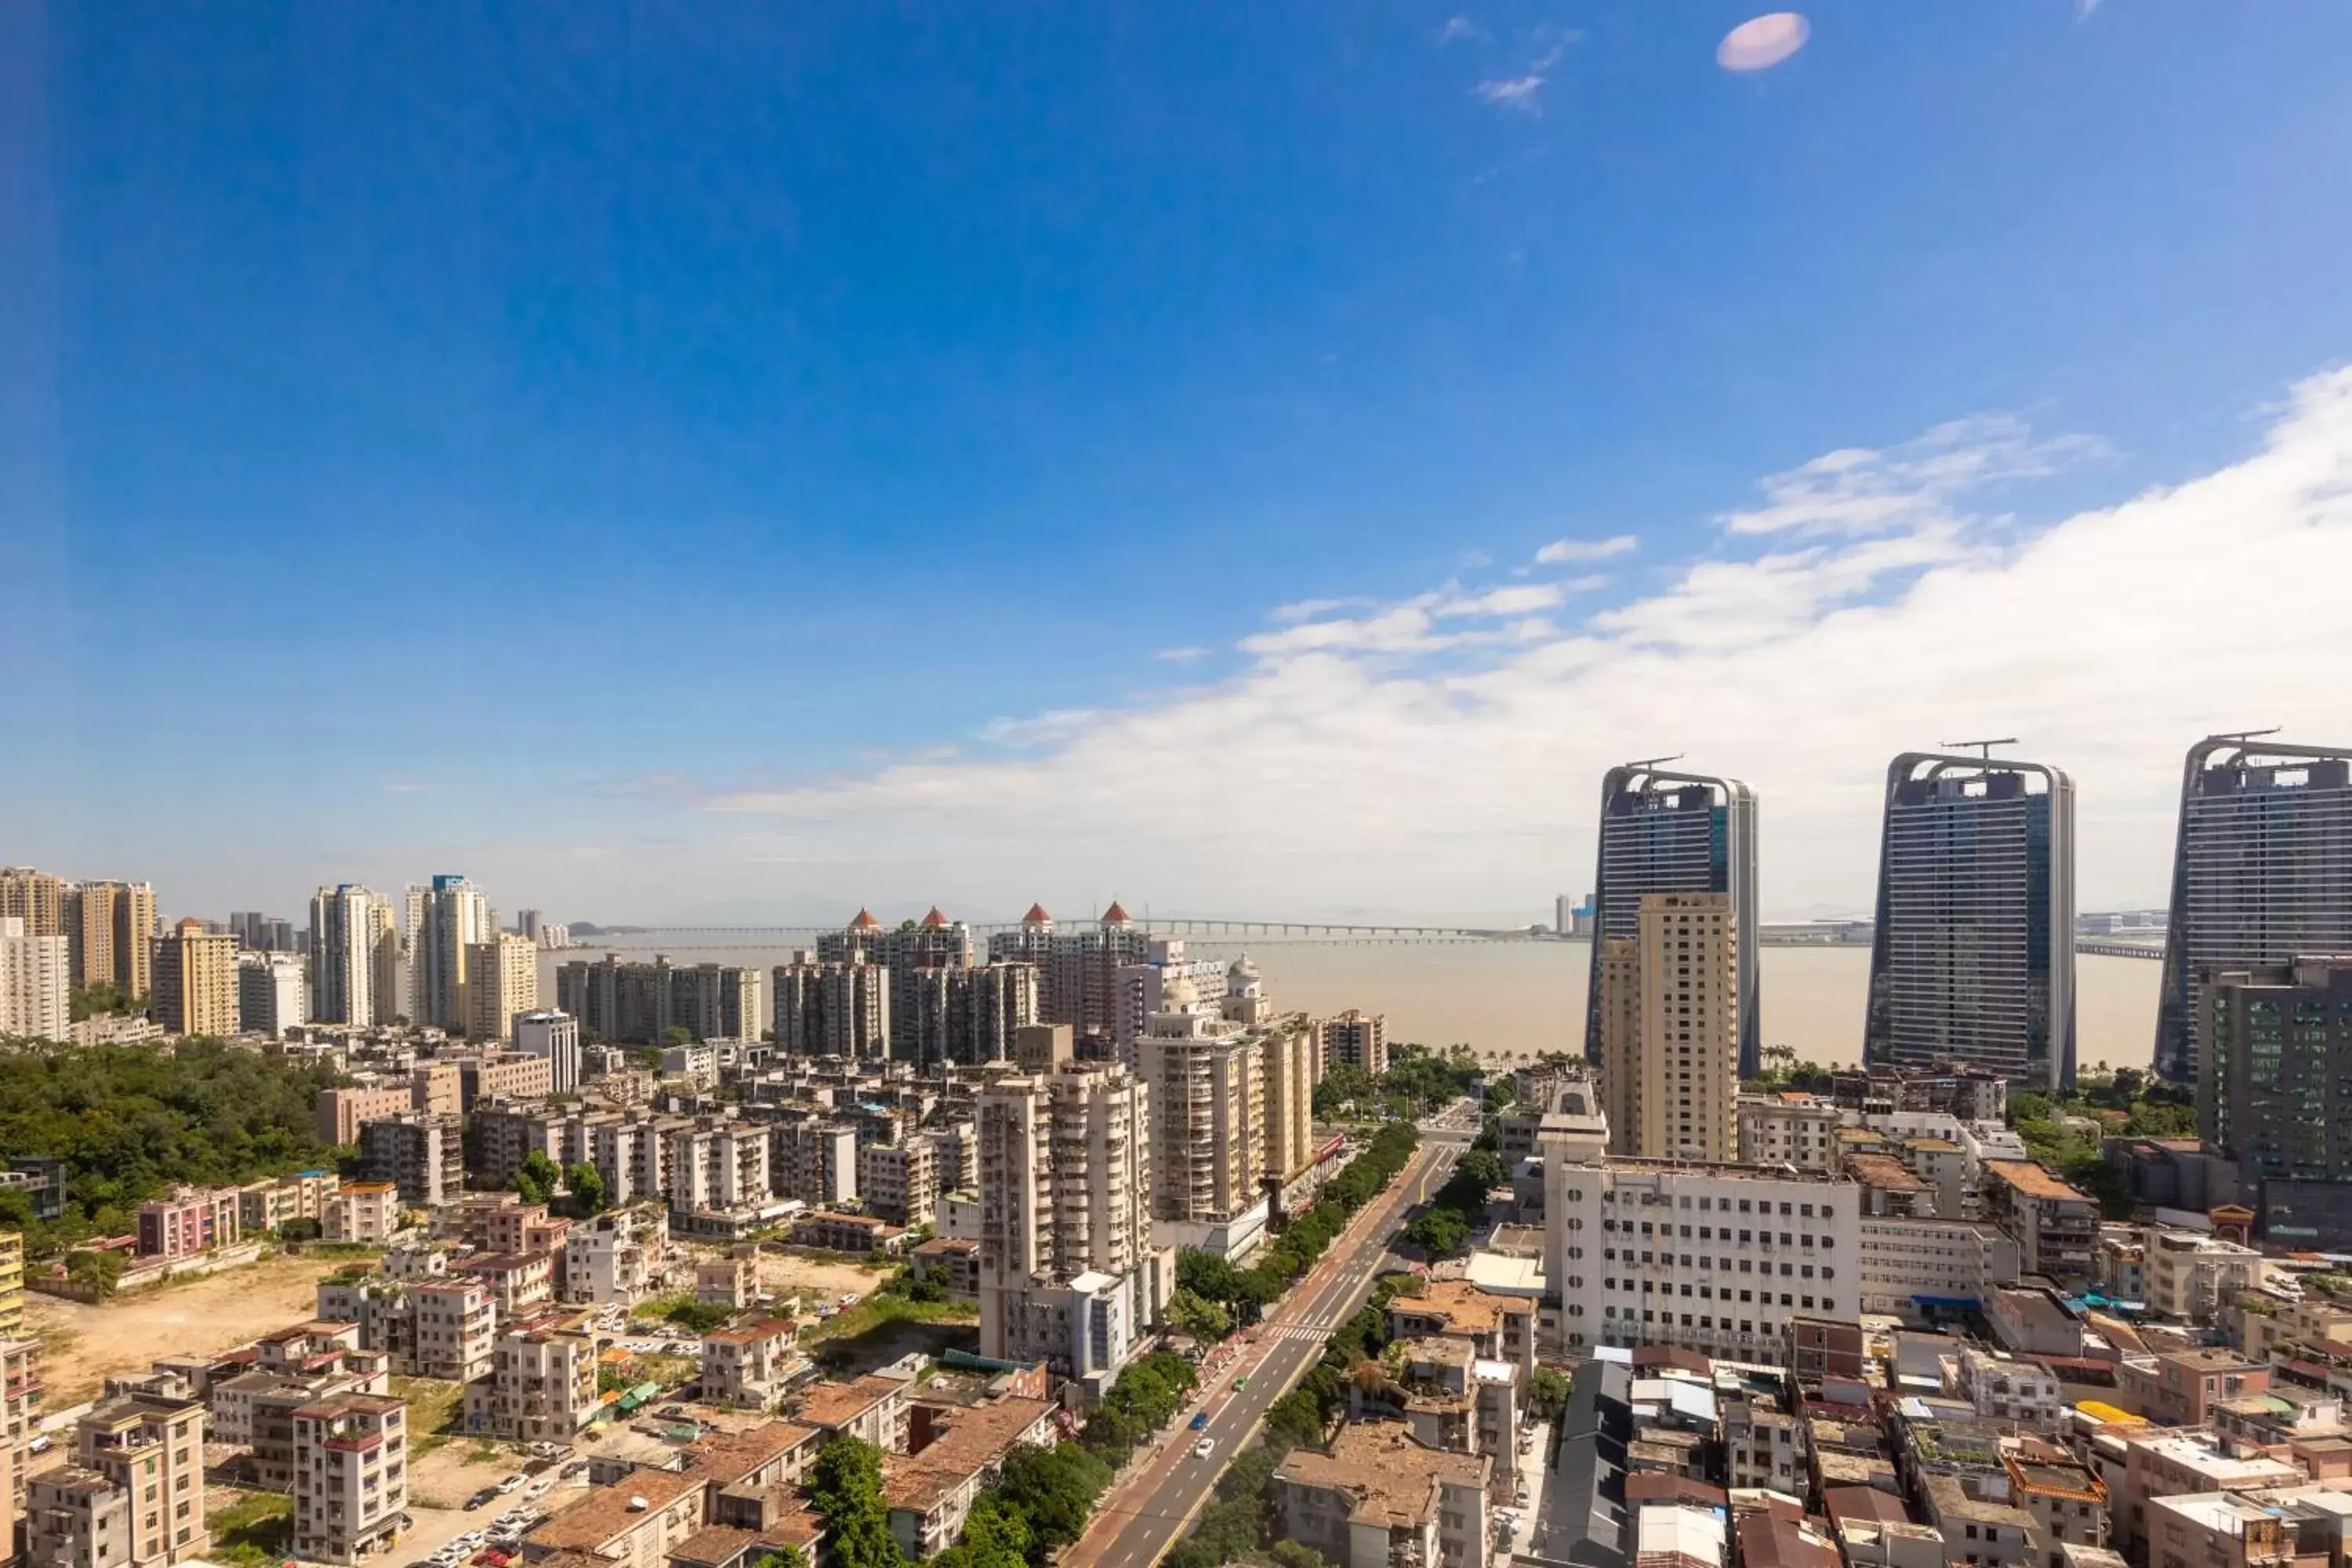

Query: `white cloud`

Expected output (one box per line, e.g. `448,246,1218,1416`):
1155,646,1212,663
978,709,1098,747
1473,41,1570,116
383,780,426,794
1437,583,1570,618
1534,533,1638,564
1438,16,1479,44
1474,75,1546,115
1269,595,1375,622
699,367,2352,919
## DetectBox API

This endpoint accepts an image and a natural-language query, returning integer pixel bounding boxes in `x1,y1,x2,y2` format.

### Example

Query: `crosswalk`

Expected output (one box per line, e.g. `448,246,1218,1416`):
1261,1314,1347,1344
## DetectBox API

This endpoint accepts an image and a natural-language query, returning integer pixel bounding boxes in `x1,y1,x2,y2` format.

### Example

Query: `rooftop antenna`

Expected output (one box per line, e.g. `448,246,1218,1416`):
1623,753,1686,771
1939,737,2016,762
2205,727,2282,742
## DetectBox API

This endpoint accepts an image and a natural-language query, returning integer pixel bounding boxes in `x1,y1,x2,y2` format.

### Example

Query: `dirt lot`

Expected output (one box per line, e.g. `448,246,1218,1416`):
757,1252,888,1305
27,1254,355,1408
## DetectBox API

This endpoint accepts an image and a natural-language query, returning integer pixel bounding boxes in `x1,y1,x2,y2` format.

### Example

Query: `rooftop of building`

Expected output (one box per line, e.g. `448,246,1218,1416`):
703,1319,797,1348
1843,1153,1928,1192
1923,1472,2036,1526
685,1423,819,1489
668,1525,758,1568
1390,1278,1522,1335
2151,1491,2283,1534
1982,1160,2094,1203
1273,1420,1490,1530
880,1396,1058,1512
1736,1511,1841,1568
793,1375,906,1430
528,1467,706,1551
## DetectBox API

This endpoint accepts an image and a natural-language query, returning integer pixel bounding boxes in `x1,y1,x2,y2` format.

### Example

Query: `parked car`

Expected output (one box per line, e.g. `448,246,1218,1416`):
465,1491,496,1511
1189,1410,1208,1431
27,1436,52,1455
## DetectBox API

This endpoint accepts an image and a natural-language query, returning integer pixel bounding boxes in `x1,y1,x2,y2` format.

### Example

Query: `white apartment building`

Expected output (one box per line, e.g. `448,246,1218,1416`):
1112,938,1229,1058
290,1393,408,1563
308,884,384,1027
466,931,539,1041
662,1121,770,1212
511,1010,582,1092
420,875,491,1033
324,1183,401,1245
702,1318,798,1408
1137,1014,1267,1259
860,1141,938,1229
1957,1345,2063,1430
1737,1094,1844,1172
1600,893,1740,1163
564,1208,666,1305
409,1279,495,1382
1545,1154,1860,1359
0,916,71,1041
1856,1215,2020,1314
462,1318,598,1441
977,1061,1170,1398
2142,1226,2266,1324
238,951,308,1037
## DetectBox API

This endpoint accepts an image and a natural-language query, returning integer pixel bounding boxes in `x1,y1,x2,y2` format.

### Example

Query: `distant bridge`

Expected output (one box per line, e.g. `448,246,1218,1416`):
559,916,1534,950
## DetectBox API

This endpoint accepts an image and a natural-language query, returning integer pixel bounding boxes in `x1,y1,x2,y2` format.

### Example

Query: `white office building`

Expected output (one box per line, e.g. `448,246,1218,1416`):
0,916,69,1041
239,950,309,1037
513,1011,583,1092
1544,1152,1860,1360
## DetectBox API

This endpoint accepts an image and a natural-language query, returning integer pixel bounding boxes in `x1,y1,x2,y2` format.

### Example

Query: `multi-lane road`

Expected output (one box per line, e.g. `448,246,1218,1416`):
1067,1107,1476,1568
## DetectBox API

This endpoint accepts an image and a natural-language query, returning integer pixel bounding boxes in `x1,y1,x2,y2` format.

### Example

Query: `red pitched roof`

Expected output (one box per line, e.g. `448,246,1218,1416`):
849,909,881,931
1101,901,1131,924
920,906,949,928
1022,903,1051,924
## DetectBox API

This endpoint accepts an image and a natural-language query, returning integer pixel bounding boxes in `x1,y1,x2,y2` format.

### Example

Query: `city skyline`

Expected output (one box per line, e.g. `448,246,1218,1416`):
11,8,2352,923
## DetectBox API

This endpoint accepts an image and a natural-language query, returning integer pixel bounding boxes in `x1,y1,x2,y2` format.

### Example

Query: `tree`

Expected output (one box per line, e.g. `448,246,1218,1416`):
1406,1207,1468,1257
1527,1367,1570,1422
808,1437,906,1568
514,1150,561,1206
1272,1543,1334,1568
1165,1288,1232,1344
1454,1149,1507,1191
750,1551,809,1568
993,1441,1111,1556
662,1025,693,1047
566,1161,608,1214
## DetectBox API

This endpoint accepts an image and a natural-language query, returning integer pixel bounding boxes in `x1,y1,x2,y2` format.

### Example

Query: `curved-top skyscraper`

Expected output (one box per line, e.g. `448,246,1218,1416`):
1582,763,1760,1080
1863,751,2076,1093
2155,735,2352,1085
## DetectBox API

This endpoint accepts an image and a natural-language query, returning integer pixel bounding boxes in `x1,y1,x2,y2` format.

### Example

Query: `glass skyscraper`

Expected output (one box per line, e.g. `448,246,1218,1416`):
1582,764,1760,1079
1863,752,2075,1092
2155,737,2352,1084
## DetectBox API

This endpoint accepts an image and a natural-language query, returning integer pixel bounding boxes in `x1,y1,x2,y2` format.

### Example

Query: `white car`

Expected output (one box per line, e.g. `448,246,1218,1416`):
1193,1437,1214,1459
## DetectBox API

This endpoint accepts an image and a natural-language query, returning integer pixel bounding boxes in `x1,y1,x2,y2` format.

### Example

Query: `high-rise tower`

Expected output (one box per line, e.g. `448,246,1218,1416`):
2156,736,2352,1084
1583,763,1760,1078
1864,750,2076,1092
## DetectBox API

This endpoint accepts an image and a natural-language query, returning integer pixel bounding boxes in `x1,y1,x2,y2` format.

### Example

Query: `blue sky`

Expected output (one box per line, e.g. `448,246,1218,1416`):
8,2,2352,924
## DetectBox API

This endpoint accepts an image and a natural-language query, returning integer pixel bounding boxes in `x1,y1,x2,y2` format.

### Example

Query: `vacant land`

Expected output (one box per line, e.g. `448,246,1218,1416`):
757,1252,888,1305
29,1253,354,1407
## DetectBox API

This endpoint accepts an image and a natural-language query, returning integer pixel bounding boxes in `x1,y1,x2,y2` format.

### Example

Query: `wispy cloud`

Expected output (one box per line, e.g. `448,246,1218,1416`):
1438,15,1479,44
1719,415,2105,537
1474,41,1570,116
979,709,1098,747
1534,533,1638,564
695,367,2352,916
1269,595,1376,622
383,780,426,795
1155,646,1212,663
